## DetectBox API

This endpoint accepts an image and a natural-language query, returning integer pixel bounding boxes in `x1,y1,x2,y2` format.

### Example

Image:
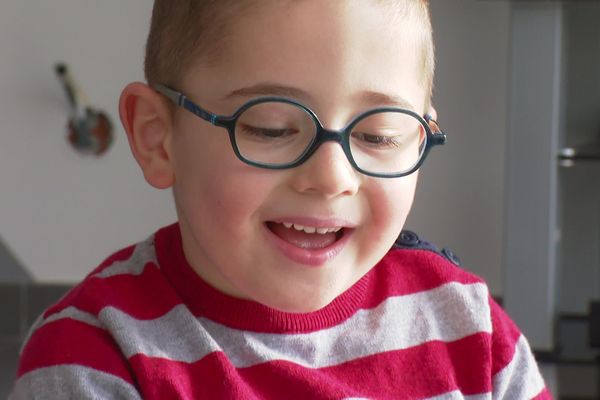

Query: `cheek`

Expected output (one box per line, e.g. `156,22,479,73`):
170,131,243,232
171,134,278,240
369,174,418,240
347,175,418,284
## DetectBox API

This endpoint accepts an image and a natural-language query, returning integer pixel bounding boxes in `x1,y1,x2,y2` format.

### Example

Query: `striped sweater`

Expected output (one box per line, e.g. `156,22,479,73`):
12,223,551,399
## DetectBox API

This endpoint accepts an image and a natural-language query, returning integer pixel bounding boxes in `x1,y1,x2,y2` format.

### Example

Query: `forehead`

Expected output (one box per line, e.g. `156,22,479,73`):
185,0,427,113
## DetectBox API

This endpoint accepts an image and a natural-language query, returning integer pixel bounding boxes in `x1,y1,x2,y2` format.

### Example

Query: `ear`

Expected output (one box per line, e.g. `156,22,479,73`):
427,105,438,121
119,82,175,189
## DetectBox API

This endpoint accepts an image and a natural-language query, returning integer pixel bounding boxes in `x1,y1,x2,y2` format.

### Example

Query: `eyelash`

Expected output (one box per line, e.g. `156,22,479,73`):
351,132,404,149
239,124,299,139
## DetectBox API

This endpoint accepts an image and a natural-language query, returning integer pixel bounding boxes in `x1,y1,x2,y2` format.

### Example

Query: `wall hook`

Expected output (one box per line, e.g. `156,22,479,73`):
55,63,113,156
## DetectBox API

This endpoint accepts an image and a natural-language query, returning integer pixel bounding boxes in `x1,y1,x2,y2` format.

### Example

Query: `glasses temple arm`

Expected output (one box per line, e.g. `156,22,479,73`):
153,84,183,105
424,114,447,146
152,84,219,125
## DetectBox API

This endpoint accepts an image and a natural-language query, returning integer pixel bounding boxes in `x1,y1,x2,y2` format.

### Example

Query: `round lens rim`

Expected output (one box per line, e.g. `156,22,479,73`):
343,107,432,178
233,100,320,166
225,97,320,168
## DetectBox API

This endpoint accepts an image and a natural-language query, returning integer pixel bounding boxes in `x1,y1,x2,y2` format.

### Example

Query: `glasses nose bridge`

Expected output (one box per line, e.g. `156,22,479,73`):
304,125,350,161
318,127,345,144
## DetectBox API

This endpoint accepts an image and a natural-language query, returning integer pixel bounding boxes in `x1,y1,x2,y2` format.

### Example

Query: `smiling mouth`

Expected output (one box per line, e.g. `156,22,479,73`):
266,221,347,249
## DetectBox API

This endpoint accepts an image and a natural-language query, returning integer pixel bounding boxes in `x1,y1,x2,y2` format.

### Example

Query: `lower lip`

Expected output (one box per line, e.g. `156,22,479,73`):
263,223,352,267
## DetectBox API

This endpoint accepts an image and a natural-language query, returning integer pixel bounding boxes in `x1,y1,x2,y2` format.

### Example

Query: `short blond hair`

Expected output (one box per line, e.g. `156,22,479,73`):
144,0,435,98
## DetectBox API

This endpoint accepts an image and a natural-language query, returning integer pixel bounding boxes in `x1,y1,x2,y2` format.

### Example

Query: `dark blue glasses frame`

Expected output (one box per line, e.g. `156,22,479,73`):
154,84,447,178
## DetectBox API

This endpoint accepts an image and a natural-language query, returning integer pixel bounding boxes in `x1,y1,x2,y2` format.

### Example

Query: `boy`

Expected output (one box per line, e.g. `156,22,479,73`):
12,0,551,398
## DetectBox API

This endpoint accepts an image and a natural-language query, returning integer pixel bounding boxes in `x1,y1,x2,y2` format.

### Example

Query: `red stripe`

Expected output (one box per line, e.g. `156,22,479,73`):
17,318,134,384
362,249,484,309
45,263,183,320
532,387,553,399
129,333,492,400
489,298,521,375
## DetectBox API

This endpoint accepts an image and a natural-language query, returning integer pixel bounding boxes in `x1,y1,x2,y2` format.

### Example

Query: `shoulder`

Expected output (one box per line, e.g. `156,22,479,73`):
42,233,166,320
385,232,550,397
14,229,173,376
375,233,551,398
44,223,191,323
373,231,493,338
378,229,486,288
369,230,492,331
13,230,176,397
392,230,463,268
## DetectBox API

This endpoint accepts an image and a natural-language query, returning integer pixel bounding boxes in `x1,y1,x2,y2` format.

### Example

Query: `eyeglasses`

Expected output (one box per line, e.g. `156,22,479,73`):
154,84,446,178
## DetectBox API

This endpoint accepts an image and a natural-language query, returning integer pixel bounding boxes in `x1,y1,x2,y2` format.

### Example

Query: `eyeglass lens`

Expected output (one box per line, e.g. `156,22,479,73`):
234,101,427,175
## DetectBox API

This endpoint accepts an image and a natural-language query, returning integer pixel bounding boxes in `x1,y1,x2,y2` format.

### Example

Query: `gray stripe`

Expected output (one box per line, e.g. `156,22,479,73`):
492,335,546,399
102,282,490,368
93,236,157,278
20,313,44,355
100,304,220,363
40,306,102,329
9,365,141,400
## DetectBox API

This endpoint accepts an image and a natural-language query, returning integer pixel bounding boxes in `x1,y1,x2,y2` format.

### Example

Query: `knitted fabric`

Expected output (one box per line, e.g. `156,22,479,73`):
11,223,551,399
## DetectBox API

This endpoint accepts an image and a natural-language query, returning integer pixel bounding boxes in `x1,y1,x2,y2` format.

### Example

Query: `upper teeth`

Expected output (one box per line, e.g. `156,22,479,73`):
282,222,342,234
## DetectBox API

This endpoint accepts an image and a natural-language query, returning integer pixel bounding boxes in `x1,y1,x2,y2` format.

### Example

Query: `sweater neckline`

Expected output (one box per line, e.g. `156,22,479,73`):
155,223,372,334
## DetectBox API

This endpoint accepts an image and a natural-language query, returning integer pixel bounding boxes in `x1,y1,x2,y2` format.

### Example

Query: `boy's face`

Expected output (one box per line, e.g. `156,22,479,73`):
170,0,428,312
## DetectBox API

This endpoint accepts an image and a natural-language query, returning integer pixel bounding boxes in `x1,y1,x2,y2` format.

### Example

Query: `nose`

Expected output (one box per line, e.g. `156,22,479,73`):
289,141,360,198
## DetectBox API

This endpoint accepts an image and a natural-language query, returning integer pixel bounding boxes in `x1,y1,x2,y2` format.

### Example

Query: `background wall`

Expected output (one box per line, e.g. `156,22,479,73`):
408,0,511,296
0,1,176,283
557,2,600,314
0,1,511,297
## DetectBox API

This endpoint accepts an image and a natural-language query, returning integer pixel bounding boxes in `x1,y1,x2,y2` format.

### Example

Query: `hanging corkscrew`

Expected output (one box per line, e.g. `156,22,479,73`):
55,63,113,156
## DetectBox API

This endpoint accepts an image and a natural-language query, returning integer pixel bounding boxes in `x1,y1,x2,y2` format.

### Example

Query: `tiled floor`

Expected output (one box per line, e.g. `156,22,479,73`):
0,283,72,399
0,338,21,397
557,364,599,399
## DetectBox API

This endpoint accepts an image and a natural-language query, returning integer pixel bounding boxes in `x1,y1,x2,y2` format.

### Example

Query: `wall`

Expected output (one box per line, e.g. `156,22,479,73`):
0,1,176,283
558,2,600,314
562,2,600,148
0,1,511,297
503,2,562,351
408,0,511,296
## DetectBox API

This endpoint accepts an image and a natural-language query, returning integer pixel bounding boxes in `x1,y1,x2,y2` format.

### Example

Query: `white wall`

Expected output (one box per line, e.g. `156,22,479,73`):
408,0,511,296
0,1,512,293
0,1,176,282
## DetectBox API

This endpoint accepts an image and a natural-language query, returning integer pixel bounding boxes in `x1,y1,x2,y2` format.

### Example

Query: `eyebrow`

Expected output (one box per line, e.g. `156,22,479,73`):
358,91,415,111
224,83,415,111
225,84,312,101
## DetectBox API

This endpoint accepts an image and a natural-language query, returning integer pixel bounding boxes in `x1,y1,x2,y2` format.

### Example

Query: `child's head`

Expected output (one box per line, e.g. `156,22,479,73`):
120,0,440,313
144,0,435,104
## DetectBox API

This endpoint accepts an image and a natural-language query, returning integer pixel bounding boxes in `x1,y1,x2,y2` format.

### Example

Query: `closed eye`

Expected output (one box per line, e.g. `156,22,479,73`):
239,124,299,139
351,132,404,149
